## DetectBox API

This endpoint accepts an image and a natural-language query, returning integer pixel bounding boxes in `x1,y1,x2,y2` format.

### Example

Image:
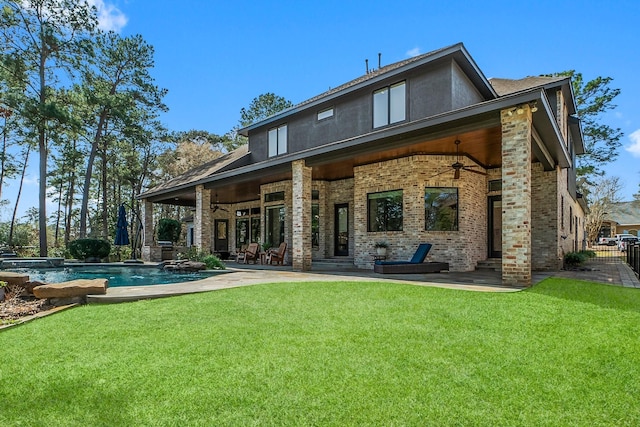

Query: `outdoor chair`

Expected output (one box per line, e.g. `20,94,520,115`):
238,242,259,264
266,242,287,265
373,243,449,274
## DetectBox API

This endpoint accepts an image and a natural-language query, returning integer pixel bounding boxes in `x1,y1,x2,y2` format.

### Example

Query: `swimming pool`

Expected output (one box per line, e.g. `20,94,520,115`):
7,265,224,287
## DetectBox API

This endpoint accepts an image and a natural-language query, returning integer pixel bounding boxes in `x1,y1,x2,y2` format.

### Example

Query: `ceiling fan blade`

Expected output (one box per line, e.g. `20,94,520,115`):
463,167,487,176
454,168,460,179
428,169,452,179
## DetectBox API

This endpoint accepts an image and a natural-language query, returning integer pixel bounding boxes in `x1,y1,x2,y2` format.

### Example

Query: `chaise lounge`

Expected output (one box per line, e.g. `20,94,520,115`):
373,243,449,274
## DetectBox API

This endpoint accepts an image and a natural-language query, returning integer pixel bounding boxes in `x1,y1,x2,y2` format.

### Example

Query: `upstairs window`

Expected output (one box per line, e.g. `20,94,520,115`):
268,124,287,157
317,108,334,121
373,81,406,128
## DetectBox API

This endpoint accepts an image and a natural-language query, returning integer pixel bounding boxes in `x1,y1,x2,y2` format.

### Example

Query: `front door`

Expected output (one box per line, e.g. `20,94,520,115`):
214,219,228,253
334,204,349,256
488,196,502,258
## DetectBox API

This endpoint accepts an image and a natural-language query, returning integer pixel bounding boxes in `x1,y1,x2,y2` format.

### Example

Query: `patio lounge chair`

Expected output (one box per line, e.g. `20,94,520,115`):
237,242,260,264
266,242,287,265
373,243,449,274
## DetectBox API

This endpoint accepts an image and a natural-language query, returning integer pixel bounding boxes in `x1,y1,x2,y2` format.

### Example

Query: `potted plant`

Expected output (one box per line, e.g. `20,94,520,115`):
374,241,389,256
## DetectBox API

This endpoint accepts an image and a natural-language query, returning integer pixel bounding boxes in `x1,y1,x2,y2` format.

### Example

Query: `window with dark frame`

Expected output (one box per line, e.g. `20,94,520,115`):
317,107,334,121
264,191,285,202
268,124,287,157
265,205,285,246
367,190,403,232
373,81,406,128
424,187,458,231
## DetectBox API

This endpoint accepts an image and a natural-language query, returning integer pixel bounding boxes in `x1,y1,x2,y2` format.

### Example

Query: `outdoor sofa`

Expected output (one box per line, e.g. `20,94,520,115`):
373,243,449,274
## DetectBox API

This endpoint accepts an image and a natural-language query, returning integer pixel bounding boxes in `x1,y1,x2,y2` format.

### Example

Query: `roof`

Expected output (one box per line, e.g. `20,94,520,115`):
605,202,640,226
489,76,567,96
239,42,496,136
139,144,250,198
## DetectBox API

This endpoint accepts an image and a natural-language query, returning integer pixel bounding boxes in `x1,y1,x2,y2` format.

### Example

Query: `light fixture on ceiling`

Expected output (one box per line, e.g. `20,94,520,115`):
529,101,538,112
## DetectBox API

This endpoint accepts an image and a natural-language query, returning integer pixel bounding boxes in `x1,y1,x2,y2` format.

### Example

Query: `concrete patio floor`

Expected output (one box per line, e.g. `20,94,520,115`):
87,256,640,304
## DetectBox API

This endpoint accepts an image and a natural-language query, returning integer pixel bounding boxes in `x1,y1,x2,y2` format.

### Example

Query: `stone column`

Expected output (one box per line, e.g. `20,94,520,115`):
194,185,212,252
501,105,533,286
292,159,312,270
141,199,155,261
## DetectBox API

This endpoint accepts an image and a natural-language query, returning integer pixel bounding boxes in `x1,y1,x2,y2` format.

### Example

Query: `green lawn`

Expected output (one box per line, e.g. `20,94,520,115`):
1,278,639,426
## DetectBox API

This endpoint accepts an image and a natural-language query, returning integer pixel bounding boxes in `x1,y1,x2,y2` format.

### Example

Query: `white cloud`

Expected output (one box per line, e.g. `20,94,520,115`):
89,0,128,32
625,129,640,157
406,47,421,57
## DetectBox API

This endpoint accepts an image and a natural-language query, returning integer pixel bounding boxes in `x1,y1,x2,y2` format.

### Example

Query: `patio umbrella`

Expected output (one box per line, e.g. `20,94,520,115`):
114,204,130,246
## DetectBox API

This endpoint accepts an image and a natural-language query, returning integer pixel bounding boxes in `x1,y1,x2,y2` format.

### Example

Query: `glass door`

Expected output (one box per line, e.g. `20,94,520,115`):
334,204,349,256
214,219,228,253
488,196,502,258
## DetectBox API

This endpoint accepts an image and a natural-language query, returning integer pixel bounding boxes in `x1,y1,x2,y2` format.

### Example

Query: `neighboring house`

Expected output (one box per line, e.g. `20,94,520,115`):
600,202,640,239
138,43,586,287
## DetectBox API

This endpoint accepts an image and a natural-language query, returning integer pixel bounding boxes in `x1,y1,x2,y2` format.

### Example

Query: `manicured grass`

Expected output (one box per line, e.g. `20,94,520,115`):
1,278,639,426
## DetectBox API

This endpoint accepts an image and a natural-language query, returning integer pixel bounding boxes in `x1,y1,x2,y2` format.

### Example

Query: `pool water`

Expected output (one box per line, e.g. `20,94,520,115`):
8,266,220,287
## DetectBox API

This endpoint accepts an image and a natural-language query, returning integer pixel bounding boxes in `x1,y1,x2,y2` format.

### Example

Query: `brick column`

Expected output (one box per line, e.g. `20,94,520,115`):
194,185,212,252
292,159,312,270
501,105,533,286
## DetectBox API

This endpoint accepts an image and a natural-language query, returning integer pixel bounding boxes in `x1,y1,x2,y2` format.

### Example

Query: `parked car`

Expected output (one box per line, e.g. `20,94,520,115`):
597,237,616,245
618,237,639,252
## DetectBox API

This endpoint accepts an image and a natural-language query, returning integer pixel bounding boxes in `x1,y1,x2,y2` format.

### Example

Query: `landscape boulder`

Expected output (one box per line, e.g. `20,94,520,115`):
163,260,206,272
0,272,30,287
33,278,108,300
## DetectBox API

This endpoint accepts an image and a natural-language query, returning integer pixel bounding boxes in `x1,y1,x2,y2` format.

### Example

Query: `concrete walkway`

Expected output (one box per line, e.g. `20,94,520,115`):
87,257,640,304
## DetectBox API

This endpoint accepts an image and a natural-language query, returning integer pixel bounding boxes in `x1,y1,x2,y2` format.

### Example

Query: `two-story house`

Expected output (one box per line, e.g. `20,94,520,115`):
138,43,586,287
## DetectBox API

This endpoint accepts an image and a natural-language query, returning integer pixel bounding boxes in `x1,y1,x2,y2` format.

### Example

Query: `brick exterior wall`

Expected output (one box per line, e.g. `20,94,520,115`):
352,154,486,271
531,163,560,270
501,106,532,286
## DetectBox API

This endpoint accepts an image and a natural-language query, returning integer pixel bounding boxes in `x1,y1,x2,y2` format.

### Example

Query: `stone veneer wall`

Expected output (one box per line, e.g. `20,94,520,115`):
353,154,486,271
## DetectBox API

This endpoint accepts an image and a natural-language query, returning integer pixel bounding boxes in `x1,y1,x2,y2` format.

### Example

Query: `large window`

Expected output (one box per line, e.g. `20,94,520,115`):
424,188,458,231
368,190,403,232
373,81,406,128
236,218,249,247
268,124,287,157
266,205,285,246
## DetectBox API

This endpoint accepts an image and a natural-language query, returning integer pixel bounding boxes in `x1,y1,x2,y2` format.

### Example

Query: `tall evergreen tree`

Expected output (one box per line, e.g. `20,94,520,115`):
0,0,97,255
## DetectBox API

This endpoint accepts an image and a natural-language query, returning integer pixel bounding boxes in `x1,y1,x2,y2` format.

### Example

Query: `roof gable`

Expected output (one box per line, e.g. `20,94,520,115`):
239,42,496,136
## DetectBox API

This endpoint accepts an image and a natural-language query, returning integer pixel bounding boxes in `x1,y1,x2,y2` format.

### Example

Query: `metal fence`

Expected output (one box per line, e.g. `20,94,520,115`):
626,243,640,277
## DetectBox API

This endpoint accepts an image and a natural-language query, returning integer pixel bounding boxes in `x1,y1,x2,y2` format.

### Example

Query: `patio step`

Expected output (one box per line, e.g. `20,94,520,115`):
312,257,358,271
476,259,502,272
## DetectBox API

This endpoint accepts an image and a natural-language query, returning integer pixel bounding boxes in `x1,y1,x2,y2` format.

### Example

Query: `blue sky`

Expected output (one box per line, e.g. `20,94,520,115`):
2,0,640,220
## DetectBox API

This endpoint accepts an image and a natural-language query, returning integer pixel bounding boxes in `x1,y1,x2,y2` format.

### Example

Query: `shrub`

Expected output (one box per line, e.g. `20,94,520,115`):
564,250,594,267
68,239,111,261
178,247,225,270
157,218,181,243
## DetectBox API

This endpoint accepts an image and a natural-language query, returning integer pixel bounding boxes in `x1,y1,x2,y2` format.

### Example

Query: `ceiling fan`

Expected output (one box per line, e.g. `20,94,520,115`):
211,194,228,212
431,139,487,179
